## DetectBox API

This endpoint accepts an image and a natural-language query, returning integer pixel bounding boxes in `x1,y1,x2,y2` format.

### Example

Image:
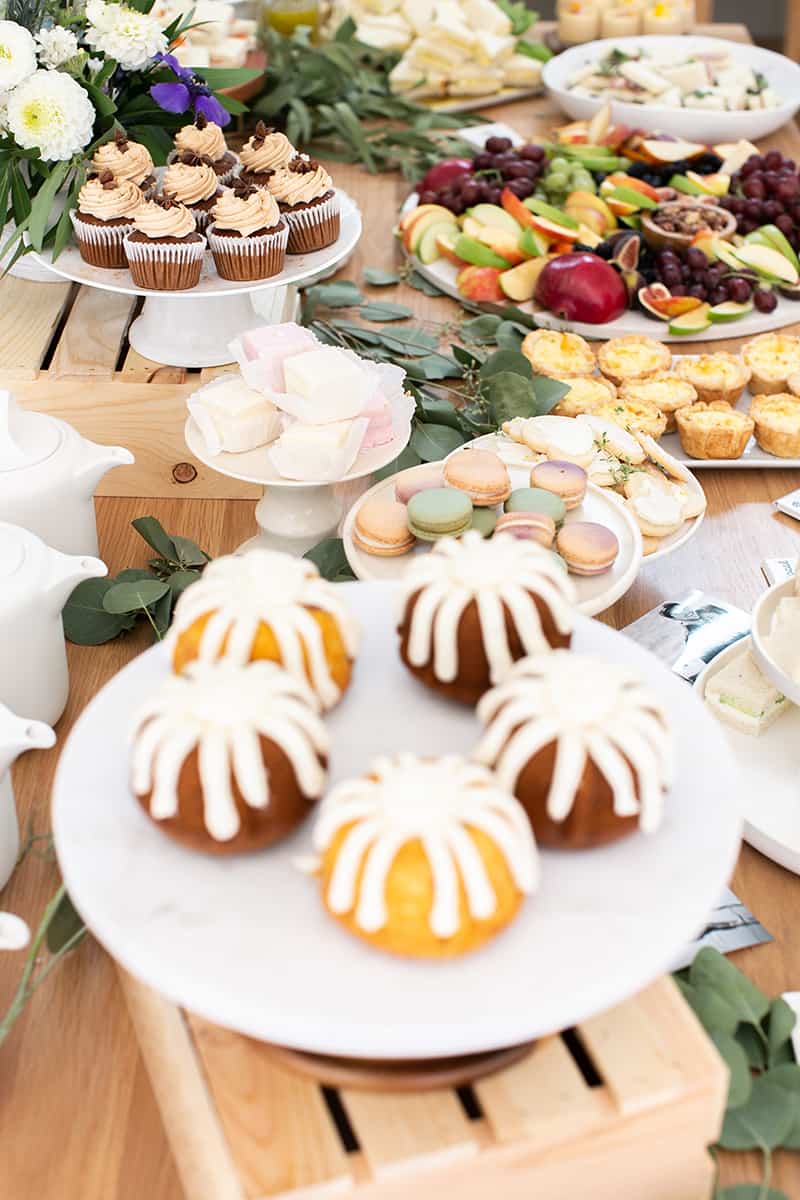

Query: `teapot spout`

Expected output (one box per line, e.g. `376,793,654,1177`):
47,547,107,613
75,442,135,494
0,706,55,777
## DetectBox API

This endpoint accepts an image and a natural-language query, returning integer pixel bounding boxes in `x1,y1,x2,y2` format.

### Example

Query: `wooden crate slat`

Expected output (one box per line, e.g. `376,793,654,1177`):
122,344,190,383
475,1032,612,1146
49,285,134,378
339,1089,479,1179
0,276,72,370
188,1017,354,1200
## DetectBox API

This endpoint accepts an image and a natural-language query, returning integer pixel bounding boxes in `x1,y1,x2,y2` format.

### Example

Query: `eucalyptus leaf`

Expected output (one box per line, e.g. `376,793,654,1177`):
115,569,154,584
304,538,355,581
410,421,466,461
402,353,462,381
414,393,464,430
690,948,771,1028
406,269,448,297
169,569,201,598
63,578,129,646
479,350,533,381
45,891,86,955
717,1189,790,1200
378,327,439,355
495,321,527,351
303,280,363,321
102,579,170,614
150,589,174,639
364,267,401,286
170,535,209,568
483,372,538,424
765,1064,800,1148
718,1077,794,1151
360,302,413,323
452,344,484,368
532,375,570,414
737,1022,769,1070
373,444,421,480
460,314,502,343
765,998,797,1066
330,319,383,344
132,516,178,562
710,1031,752,1109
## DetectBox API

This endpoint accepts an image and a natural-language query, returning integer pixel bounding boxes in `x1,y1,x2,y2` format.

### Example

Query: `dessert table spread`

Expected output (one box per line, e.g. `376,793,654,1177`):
2,20,800,1199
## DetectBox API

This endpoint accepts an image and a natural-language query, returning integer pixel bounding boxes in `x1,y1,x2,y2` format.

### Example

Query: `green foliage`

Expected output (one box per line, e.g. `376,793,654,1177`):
303,538,356,581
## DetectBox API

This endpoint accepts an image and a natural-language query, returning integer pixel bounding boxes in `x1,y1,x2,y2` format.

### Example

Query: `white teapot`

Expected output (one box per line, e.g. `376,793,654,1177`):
0,523,106,726
0,704,55,890
0,391,134,557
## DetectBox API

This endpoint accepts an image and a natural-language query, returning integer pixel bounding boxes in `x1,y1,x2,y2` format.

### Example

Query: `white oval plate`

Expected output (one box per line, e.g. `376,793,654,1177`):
53,583,742,1059
696,637,800,875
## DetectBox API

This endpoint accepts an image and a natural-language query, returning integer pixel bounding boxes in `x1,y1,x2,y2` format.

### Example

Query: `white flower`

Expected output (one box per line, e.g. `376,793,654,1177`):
0,20,37,91
85,0,167,71
0,91,8,134
7,69,95,161
35,26,79,70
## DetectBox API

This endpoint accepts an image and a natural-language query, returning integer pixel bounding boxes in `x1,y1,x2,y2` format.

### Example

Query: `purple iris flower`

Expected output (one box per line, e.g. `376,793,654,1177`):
150,53,230,127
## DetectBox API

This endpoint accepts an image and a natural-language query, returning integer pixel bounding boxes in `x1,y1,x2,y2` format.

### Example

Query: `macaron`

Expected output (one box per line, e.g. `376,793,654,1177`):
530,461,588,511
556,522,619,576
443,448,511,507
470,507,497,539
406,487,472,542
353,493,416,557
394,464,445,504
504,487,566,528
495,511,555,547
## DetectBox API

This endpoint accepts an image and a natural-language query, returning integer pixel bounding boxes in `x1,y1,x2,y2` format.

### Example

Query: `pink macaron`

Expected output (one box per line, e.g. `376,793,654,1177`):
531,461,588,510
394,465,445,504
495,511,555,547
556,521,619,575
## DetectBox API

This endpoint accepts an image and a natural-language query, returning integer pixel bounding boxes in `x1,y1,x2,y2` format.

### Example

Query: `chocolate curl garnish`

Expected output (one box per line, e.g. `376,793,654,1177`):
154,195,181,210
98,169,117,189
195,112,208,129
176,150,216,168
232,181,259,200
113,129,129,152
252,120,276,148
288,156,318,175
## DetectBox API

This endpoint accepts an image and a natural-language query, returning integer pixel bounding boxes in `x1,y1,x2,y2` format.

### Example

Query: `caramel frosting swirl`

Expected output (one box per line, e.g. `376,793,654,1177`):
162,160,219,205
92,134,154,185
175,118,227,162
132,198,197,240
240,121,295,175
268,157,333,206
78,174,143,221
212,186,281,236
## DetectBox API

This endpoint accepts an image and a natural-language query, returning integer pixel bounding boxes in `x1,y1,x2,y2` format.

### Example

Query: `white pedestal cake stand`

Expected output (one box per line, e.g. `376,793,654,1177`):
29,191,362,368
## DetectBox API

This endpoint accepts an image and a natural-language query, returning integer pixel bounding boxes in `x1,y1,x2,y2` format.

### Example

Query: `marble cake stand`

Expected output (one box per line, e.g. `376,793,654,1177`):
30,191,362,368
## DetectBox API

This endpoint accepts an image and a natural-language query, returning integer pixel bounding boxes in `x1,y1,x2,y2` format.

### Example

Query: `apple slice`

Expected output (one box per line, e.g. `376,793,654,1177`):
523,197,580,229
473,226,526,265
461,215,485,239
600,174,661,202
732,243,799,286
606,185,658,210
565,190,617,231
501,187,540,231
669,173,705,197
709,300,754,323
641,138,706,164
669,302,711,335
713,139,760,176
685,171,730,197
713,241,745,271
750,225,800,273
418,220,462,264
467,204,523,236
575,223,603,249
398,204,454,233
518,227,550,257
404,209,457,253
566,206,606,236
454,234,511,270
435,231,464,266
499,256,553,302
457,265,505,303
529,215,581,241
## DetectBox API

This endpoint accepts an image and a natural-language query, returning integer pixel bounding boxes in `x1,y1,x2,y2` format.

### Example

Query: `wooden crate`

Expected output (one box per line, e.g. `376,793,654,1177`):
118,971,727,1200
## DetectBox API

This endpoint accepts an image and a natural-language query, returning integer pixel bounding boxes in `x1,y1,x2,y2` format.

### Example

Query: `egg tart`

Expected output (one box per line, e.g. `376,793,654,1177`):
589,395,667,440
597,335,671,387
749,392,800,458
552,374,616,417
521,329,595,378
674,352,750,406
619,373,697,431
742,334,800,395
675,401,754,460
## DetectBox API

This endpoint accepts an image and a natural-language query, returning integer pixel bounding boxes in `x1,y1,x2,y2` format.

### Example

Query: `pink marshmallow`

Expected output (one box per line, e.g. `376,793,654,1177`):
237,323,319,392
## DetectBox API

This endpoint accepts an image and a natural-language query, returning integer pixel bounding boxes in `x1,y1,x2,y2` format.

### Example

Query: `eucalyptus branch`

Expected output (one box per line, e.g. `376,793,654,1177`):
0,885,81,1047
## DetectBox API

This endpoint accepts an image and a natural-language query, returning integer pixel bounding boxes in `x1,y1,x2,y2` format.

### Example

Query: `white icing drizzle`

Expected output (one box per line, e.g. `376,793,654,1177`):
130,660,329,841
313,753,539,937
166,549,361,710
400,530,576,685
475,651,672,833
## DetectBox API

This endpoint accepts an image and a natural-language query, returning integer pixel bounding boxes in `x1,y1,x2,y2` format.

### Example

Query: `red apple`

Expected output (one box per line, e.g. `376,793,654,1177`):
534,253,628,324
418,158,473,194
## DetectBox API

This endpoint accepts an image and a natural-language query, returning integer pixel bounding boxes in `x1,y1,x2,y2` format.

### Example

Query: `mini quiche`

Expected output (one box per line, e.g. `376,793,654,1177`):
742,333,800,395
749,393,800,458
619,373,697,431
675,401,754,460
552,374,616,417
521,329,595,378
597,335,671,387
674,352,750,406
589,395,667,440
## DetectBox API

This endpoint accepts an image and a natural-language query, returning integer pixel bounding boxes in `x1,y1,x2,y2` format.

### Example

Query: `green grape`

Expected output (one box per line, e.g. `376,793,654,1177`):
546,171,568,191
549,156,569,171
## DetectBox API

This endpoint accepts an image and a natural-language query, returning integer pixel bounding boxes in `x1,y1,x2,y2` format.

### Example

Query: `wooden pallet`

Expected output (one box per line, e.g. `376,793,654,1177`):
118,971,727,1200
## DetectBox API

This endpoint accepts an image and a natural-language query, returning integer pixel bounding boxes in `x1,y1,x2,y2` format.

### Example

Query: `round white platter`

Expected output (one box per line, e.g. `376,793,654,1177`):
30,191,362,367
53,582,743,1059
696,637,800,876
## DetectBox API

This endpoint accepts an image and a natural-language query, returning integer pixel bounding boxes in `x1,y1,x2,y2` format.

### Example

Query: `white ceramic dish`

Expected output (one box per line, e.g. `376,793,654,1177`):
749,575,800,705
53,582,742,1059
542,36,800,144
696,637,800,876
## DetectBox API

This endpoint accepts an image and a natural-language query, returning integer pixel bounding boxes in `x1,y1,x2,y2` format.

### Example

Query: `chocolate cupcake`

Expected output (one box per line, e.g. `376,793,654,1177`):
268,157,340,254
71,171,143,269
123,197,205,291
91,129,156,197
207,184,288,281
172,112,238,185
162,153,221,232
238,121,295,189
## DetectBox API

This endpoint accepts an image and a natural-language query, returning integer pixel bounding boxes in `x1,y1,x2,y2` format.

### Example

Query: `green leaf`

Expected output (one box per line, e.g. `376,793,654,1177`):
495,321,527,351
195,66,263,87
168,569,202,598
115,569,155,584
79,79,117,118
402,353,462,381
515,38,553,62
718,1077,794,1150
717,1189,790,1200
710,1031,752,1109
63,578,130,646
329,318,383,345
690,948,771,1029
360,302,413,322
414,393,464,430
303,280,363,320
132,516,178,562
378,326,439,355
406,269,448,297
410,421,466,461
364,267,401,286
532,374,570,414
760,1065,800,1147
150,588,174,638
45,891,86,955
452,344,484,369
102,579,170,614
461,314,502,343
737,1023,769,1070
479,350,533,381
303,537,355,581
373,444,421,480
483,372,539,424
9,163,31,224
170,536,209,568
765,998,797,1067
28,160,70,253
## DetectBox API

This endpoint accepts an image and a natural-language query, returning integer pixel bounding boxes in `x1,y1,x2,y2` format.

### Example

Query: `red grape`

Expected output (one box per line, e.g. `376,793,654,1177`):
740,156,762,176
671,284,688,296
776,213,794,235
743,177,766,199
777,177,800,202
472,152,493,171
519,143,545,161
485,136,512,153
709,285,729,305
753,288,778,312
764,149,784,170
763,200,784,220
688,284,708,300
728,277,752,303
744,200,764,220
686,247,708,271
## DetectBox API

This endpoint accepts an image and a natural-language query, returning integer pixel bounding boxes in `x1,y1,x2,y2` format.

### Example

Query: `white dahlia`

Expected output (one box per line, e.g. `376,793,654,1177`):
0,92,8,134
85,0,167,71
7,69,95,161
0,20,37,92
35,26,80,70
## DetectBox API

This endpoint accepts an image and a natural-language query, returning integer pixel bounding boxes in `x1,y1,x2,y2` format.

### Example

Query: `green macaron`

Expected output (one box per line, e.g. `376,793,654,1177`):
470,507,498,538
505,487,567,528
407,487,473,542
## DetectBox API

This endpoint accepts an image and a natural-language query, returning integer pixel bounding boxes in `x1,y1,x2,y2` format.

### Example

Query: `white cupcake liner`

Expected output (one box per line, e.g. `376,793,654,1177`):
70,208,137,246
280,192,340,254
123,232,207,290
207,221,289,280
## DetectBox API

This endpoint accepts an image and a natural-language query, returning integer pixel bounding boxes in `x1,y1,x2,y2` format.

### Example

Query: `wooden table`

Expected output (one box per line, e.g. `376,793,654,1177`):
1,21,799,1198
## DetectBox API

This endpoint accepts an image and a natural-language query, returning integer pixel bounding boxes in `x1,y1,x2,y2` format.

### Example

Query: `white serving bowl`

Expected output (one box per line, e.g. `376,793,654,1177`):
542,35,800,145
750,575,800,705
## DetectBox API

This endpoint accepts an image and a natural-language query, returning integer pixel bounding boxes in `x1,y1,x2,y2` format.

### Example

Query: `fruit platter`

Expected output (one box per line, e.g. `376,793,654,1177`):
399,114,800,341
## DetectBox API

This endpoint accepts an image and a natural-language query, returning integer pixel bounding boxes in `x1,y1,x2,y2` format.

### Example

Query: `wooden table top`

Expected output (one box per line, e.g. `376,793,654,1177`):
1,21,799,1198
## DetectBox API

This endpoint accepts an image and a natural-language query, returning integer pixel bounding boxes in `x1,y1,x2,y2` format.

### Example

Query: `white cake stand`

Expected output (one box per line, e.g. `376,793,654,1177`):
29,191,362,368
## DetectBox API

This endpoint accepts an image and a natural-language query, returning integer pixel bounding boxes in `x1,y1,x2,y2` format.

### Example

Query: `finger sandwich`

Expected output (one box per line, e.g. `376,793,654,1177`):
704,646,791,736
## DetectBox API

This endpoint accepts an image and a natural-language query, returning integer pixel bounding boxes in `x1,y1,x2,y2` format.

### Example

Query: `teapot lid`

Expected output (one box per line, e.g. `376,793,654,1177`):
0,523,44,589
0,391,62,472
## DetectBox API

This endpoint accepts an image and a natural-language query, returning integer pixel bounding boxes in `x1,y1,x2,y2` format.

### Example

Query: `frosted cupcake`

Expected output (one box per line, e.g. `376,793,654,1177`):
238,121,296,189
162,153,221,232
268,157,339,254
208,184,288,281
123,197,205,291
172,112,238,185
91,129,156,197
71,171,143,269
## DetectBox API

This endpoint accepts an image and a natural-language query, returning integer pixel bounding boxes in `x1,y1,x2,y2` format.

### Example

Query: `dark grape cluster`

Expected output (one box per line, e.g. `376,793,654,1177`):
418,136,547,214
719,151,800,245
627,152,723,189
644,245,776,312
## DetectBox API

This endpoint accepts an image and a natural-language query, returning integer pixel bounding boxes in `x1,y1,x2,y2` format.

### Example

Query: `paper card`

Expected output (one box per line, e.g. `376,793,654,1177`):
762,557,798,585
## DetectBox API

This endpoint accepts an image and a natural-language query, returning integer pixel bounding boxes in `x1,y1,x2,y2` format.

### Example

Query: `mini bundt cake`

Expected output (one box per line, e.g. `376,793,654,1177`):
475,652,672,848
397,530,576,704
313,753,539,958
130,659,328,853
167,548,360,710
